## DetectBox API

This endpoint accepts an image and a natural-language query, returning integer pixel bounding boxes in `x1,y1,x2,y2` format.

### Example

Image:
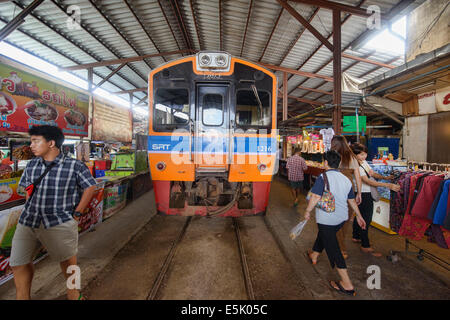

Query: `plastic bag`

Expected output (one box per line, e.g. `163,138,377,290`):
290,220,308,240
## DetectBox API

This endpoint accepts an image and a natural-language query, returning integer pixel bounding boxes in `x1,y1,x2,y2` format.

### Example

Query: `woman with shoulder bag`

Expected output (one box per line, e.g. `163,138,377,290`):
350,143,400,257
330,136,362,259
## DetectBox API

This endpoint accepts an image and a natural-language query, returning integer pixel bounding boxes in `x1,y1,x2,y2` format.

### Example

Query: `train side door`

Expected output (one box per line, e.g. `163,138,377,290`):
195,84,230,171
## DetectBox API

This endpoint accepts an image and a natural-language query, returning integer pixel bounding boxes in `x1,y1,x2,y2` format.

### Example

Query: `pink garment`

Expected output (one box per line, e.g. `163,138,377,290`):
404,173,426,216
410,175,444,219
398,214,431,241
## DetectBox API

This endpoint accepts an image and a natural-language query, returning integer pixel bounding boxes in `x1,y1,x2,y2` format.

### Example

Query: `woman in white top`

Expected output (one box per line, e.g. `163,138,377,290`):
350,143,400,257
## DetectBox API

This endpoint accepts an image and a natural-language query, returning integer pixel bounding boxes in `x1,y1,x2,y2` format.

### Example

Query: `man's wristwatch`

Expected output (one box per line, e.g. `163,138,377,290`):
73,211,83,218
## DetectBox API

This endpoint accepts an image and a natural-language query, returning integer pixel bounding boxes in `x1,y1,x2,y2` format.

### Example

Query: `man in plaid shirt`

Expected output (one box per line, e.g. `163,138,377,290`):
10,125,97,300
286,148,308,207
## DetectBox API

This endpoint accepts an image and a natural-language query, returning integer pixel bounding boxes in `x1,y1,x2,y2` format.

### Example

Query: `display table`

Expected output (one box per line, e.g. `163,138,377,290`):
369,161,407,234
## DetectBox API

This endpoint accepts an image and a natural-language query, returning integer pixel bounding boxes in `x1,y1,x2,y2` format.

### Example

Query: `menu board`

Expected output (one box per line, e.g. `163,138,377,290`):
92,96,132,143
0,61,89,136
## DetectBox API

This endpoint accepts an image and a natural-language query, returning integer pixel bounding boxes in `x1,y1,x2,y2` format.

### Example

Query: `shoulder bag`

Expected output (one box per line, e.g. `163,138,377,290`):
307,172,335,213
25,162,58,201
360,164,381,202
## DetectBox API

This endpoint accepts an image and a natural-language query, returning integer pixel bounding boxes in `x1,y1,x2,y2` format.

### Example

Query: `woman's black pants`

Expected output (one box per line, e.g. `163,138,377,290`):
312,221,347,269
352,192,374,248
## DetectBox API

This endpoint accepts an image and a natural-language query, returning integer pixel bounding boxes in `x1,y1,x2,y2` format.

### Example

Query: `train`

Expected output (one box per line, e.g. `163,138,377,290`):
148,51,277,217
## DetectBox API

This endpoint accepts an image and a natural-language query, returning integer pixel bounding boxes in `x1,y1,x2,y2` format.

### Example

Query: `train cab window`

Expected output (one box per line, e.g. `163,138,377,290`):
154,88,189,129
202,94,223,126
236,89,271,128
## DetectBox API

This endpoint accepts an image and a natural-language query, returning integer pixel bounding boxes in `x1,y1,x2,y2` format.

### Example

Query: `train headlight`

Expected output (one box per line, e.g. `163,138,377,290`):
196,52,231,72
257,164,267,172
215,55,227,67
200,54,211,66
156,162,166,171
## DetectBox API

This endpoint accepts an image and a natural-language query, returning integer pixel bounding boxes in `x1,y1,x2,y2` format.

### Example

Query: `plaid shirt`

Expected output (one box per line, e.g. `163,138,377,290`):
18,152,97,229
286,154,308,182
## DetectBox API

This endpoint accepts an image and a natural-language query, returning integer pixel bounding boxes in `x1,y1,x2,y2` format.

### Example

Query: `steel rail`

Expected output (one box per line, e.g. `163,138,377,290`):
146,216,192,300
233,218,255,300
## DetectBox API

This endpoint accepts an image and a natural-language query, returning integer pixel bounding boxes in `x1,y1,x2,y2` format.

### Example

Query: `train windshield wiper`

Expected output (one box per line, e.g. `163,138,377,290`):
251,84,263,125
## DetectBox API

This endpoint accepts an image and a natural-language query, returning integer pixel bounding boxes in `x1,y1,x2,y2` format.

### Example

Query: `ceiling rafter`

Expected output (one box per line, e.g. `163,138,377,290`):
87,0,154,73
277,0,333,51
258,7,283,61
9,1,145,97
0,17,141,101
219,0,223,51
46,0,148,88
189,0,203,51
240,0,254,57
277,7,320,66
170,0,193,50
124,0,167,63
157,0,184,55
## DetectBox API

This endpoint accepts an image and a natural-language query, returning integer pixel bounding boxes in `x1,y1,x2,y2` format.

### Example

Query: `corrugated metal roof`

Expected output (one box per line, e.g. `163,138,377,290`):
0,0,418,116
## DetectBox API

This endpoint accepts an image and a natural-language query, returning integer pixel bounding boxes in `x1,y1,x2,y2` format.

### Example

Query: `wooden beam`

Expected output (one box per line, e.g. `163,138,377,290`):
93,63,126,90
277,0,333,51
342,53,396,69
259,62,333,82
288,0,372,17
114,88,147,95
297,86,332,95
61,50,194,71
289,96,324,106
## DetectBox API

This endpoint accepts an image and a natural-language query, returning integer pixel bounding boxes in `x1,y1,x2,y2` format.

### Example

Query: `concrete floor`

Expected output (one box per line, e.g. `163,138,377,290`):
0,177,449,300
266,176,450,300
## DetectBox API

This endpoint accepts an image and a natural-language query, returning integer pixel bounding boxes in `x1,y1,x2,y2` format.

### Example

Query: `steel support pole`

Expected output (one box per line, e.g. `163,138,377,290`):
282,71,288,158
332,9,342,135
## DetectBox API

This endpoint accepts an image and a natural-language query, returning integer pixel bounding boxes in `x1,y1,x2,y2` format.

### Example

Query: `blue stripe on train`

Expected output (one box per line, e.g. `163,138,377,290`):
148,135,277,154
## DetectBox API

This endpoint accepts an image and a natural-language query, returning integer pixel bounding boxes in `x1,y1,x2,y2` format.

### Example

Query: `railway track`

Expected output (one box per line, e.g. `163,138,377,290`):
146,216,255,300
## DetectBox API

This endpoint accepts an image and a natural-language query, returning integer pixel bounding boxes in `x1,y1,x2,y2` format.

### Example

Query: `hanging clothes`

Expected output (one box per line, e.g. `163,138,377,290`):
432,180,450,226
398,213,431,241
428,224,449,249
410,175,444,219
390,172,408,233
427,179,446,221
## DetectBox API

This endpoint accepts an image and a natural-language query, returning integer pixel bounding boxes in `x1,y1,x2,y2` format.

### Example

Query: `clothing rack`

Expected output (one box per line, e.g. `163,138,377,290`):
404,239,450,272
394,161,450,271
407,161,450,173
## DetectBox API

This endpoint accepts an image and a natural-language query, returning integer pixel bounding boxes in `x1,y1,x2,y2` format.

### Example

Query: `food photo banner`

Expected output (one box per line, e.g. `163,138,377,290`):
0,61,89,136
92,96,132,143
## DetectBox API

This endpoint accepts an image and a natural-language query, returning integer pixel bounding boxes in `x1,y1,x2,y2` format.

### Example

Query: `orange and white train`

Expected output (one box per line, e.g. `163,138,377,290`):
148,52,277,217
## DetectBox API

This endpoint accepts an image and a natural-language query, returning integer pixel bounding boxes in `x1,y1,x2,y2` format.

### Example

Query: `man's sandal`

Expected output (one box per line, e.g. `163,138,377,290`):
330,280,356,296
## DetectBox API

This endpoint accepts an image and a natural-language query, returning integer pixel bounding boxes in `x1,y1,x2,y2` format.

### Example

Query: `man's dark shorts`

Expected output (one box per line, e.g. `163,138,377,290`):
290,180,304,189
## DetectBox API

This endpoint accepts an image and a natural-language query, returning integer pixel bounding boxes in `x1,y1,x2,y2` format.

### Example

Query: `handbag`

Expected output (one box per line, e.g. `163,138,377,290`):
307,172,335,213
360,164,381,202
25,161,58,201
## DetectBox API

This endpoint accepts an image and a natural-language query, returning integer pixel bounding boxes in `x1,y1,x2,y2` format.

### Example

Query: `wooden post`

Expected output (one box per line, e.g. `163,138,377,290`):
332,9,342,135
283,71,288,159
129,93,134,140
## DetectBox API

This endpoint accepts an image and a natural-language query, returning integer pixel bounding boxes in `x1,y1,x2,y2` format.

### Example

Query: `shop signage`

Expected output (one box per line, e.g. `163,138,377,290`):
92,96,132,143
435,86,450,112
343,116,367,132
0,177,25,204
0,62,89,136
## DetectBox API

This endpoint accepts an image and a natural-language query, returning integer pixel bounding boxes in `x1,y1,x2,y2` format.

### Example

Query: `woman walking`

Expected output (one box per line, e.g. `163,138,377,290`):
350,143,400,257
304,150,367,296
330,136,362,259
